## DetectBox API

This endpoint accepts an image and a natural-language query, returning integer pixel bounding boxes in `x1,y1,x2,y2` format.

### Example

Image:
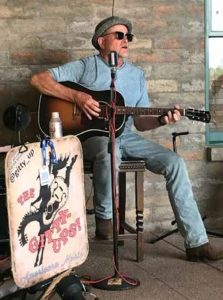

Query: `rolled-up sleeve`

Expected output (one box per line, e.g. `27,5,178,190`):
48,59,85,82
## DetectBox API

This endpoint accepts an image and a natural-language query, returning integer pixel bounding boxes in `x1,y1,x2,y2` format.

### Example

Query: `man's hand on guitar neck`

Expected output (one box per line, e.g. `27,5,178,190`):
159,105,181,126
134,105,182,132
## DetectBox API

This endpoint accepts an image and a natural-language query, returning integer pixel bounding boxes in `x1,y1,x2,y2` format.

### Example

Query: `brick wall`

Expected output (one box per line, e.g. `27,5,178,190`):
1,0,223,233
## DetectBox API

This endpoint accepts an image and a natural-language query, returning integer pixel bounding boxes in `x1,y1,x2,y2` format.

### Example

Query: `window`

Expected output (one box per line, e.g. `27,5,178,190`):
205,0,223,145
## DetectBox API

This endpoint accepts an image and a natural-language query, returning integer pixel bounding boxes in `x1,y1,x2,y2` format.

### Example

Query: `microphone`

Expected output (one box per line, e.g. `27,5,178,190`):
108,51,118,79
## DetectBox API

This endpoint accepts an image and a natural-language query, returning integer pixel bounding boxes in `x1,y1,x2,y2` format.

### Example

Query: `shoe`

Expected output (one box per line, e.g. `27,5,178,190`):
186,242,223,261
95,217,113,240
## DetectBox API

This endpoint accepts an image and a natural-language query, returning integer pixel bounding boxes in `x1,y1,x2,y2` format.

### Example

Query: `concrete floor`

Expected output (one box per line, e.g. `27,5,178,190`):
2,228,223,300
75,232,223,300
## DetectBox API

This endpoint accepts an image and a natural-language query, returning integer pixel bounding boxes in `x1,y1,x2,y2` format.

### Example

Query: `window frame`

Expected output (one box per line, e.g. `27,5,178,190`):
205,0,223,146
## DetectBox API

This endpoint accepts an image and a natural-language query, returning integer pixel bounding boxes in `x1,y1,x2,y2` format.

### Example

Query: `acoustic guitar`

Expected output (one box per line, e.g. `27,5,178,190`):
38,81,211,139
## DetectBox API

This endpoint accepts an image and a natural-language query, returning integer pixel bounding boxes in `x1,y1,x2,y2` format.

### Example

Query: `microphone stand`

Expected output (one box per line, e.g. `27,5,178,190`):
92,52,140,290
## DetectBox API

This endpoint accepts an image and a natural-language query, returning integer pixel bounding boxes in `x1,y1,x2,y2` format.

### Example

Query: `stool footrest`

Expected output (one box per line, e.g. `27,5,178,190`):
120,222,136,234
118,234,137,241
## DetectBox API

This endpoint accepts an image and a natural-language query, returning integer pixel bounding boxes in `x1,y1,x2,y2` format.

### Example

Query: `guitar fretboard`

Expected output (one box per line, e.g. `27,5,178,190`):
101,106,185,116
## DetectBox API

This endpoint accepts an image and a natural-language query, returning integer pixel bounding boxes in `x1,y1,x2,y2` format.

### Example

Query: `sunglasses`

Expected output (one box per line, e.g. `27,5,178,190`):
102,31,134,42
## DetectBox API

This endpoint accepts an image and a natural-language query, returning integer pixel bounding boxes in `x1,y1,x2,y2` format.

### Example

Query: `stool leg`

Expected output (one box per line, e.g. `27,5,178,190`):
135,171,144,262
119,172,126,237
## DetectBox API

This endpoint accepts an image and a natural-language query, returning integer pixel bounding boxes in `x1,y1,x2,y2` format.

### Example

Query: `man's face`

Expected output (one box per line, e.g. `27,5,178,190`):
98,24,131,60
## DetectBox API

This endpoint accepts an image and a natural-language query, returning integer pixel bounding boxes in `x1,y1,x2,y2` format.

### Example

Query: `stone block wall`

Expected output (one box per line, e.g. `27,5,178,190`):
1,0,223,233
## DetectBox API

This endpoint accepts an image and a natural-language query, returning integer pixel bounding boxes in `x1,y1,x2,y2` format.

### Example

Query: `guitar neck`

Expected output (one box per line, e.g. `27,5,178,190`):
116,106,185,116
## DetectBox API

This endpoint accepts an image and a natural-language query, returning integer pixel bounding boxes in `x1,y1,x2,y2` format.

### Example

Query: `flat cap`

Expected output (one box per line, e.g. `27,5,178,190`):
92,16,132,50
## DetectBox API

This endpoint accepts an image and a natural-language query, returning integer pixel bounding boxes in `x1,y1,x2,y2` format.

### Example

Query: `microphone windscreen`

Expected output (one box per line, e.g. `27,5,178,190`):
108,51,118,67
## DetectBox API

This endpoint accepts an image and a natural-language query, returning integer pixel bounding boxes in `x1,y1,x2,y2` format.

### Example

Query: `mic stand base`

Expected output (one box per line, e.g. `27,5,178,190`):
92,274,140,291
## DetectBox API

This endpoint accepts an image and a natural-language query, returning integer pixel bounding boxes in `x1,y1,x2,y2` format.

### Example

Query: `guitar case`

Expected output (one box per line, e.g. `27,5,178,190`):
4,135,88,288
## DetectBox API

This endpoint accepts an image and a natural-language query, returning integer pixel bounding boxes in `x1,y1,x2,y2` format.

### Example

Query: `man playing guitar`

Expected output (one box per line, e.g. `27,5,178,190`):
31,16,222,262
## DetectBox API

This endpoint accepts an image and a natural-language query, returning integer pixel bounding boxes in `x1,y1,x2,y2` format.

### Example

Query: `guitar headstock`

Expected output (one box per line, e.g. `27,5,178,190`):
185,108,211,123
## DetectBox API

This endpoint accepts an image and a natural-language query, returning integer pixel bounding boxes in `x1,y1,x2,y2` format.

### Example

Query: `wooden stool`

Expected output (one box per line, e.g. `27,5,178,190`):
84,159,145,262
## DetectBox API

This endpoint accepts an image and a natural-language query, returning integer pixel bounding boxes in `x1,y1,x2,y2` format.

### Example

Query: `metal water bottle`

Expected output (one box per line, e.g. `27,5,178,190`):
49,112,63,138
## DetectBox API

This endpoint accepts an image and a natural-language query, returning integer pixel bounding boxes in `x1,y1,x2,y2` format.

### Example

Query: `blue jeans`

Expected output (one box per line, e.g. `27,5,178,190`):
82,131,208,248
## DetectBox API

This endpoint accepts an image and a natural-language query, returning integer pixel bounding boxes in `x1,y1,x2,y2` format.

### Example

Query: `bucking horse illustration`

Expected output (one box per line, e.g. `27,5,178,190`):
17,154,77,267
